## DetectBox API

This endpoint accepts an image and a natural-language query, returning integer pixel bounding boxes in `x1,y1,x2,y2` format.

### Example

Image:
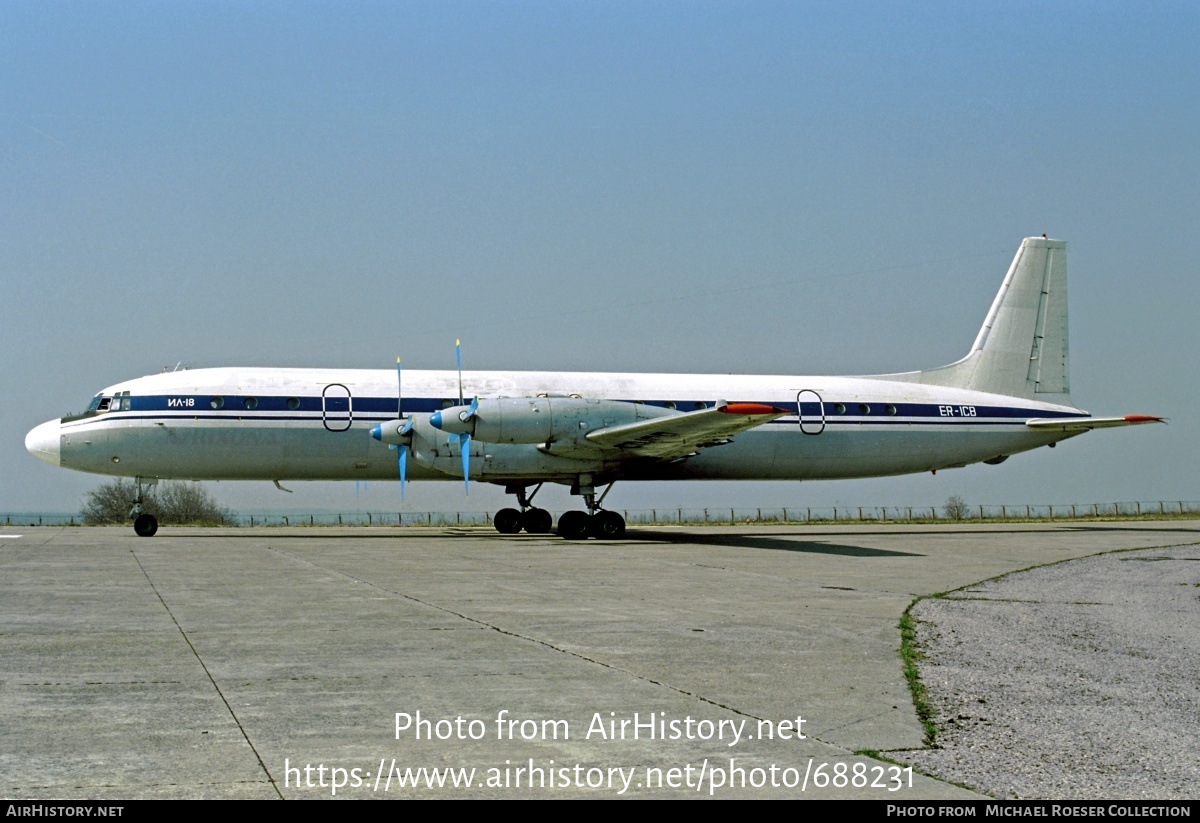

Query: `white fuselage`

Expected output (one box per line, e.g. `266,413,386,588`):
27,366,1086,487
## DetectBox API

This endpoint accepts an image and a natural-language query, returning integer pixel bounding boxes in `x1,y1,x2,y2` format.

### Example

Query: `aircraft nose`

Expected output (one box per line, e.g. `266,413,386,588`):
25,419,61,467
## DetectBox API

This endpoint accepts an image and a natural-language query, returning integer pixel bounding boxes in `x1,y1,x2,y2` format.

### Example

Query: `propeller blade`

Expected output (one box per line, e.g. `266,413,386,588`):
459,432,470,495
455,339,464,406
395,357,403,417
399,446,407,500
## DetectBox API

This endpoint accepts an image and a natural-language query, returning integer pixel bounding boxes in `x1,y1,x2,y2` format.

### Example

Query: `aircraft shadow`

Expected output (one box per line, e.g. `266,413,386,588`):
621,529,922,557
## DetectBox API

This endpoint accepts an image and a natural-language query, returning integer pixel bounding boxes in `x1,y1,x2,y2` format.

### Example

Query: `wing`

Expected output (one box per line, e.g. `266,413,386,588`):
584,402,789,460
1025,415,1164,432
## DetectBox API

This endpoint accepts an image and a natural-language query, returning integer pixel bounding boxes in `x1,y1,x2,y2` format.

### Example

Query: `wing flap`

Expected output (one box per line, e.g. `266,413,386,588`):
585,402,789,459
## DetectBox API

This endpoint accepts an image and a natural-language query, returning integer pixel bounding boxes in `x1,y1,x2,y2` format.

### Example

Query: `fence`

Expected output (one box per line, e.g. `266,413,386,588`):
6,501,1199,528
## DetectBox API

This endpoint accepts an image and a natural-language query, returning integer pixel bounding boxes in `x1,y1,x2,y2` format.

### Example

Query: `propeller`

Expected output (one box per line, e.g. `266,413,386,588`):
372,342,474,498
395,357,408,499
454,340,471,495
371,357,413,499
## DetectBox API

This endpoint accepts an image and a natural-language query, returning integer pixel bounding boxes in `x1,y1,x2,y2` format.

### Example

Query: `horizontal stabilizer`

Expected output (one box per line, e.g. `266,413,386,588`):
1025,415,1164,432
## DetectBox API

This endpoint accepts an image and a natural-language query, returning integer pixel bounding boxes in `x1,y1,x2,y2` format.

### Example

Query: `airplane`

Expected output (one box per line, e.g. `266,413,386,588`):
25,237,1161,539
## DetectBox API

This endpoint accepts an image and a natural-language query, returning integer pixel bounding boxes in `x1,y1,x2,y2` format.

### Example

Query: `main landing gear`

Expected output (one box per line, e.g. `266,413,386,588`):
493,484,553,535
129,477,159,537
561,479,626,540
491,478,626,540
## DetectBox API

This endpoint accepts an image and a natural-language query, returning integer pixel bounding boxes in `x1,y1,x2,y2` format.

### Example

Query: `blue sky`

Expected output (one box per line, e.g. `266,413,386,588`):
3,1,1196,516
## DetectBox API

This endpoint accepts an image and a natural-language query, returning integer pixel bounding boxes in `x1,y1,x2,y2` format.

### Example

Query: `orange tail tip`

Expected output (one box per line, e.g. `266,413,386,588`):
721,403,786,415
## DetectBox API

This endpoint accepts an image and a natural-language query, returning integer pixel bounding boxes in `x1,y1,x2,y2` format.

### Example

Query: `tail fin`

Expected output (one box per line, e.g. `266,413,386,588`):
916,237,1070,401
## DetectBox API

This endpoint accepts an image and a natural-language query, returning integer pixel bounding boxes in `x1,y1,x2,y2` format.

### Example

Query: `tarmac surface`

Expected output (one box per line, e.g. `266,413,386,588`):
2,521,1197,799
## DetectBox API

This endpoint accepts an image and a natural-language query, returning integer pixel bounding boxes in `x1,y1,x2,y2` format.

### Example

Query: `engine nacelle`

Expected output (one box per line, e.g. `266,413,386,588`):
405,416,609,481
431,396,676,445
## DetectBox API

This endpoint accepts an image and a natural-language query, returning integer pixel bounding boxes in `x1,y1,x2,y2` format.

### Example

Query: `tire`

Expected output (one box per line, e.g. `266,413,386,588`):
556,510,591,540
521,507,553,534
590,510,626,539
494,508,523,534
133,513,159,537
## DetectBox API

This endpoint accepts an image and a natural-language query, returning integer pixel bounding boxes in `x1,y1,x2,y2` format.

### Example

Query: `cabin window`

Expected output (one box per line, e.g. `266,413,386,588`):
833,403,846,415
244,397,258,410
693,401,708,410
858,403,871,415
287,397,300,410
886,404,897,416
210,396,224,410
664,401,677,410
442,399,456,409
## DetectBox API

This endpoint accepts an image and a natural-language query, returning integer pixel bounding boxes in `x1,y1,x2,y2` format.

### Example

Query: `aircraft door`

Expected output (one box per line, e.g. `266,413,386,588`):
322,384,353,432
796,390,825,435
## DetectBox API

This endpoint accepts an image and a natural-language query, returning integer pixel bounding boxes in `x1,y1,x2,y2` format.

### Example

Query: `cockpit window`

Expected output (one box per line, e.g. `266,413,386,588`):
63,393,119,424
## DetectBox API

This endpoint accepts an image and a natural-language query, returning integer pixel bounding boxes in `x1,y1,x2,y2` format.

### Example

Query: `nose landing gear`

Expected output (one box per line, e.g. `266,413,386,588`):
129,478,159,537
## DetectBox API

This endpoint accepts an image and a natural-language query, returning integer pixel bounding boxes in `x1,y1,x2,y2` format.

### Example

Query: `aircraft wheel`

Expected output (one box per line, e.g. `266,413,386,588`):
521,507,553,534
590,510,626,539
494,508,523,534
557,510,591,540
133,513,159,538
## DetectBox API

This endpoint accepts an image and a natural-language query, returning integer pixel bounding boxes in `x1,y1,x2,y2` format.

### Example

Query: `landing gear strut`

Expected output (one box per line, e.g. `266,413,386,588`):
558,477,625,540
493,483,553,535
129,477,159,537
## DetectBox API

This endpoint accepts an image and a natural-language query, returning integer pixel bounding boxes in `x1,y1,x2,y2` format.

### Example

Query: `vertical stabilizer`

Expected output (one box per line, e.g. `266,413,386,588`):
913,237,1070,401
